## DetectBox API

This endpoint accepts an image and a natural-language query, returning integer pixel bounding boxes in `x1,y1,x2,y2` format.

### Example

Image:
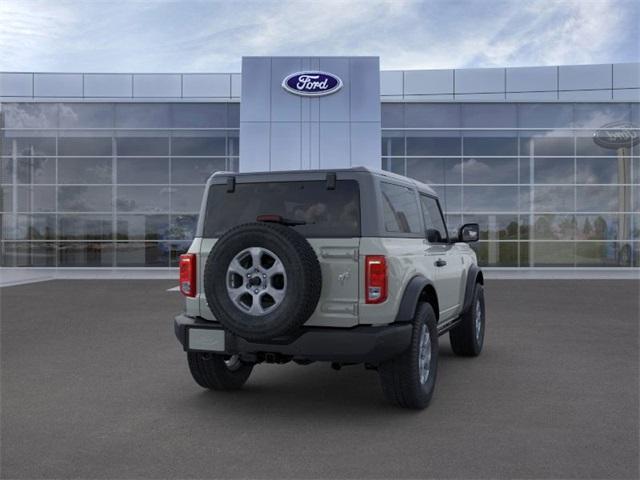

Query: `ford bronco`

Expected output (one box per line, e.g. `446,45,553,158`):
174,167,485,409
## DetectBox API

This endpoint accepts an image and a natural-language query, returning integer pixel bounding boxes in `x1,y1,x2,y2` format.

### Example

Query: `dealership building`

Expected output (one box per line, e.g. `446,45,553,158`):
0,59,638,271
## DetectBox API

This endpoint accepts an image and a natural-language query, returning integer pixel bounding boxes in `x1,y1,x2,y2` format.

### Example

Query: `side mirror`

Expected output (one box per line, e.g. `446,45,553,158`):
426,228,442,243
458,223,479,243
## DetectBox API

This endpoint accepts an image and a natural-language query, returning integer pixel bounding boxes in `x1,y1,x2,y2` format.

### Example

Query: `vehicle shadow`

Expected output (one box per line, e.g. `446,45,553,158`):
175,343,472,422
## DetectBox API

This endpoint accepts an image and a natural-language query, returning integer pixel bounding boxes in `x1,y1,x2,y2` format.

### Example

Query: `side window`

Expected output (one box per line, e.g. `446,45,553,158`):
420,194,448,243
380,182,422,234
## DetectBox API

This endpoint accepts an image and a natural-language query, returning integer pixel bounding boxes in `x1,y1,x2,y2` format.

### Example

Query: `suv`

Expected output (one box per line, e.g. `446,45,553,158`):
174,167,484,409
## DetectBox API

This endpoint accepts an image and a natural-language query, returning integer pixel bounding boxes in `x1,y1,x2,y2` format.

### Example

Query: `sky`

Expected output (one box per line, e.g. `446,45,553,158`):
0,0,638,73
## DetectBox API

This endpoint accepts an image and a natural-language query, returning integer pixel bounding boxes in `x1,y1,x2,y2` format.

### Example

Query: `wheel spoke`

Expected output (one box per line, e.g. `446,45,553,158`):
249,247,263,269
227,286,245,301
247,296,265,315
267,260,285,275
225,246,287,316
228,258,248,275
264,287,285,304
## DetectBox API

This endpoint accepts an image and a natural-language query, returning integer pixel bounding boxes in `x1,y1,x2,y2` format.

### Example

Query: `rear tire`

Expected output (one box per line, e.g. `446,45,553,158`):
187,352,253,390
449,283,485,357
378,303,439,409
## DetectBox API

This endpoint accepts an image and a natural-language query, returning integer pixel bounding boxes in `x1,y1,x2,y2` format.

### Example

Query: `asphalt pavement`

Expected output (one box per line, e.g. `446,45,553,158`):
1,279,638,479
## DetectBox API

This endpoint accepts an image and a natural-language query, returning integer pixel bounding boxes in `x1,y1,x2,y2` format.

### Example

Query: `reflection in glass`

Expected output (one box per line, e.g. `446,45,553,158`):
116,215,169,240
2,104,59,129
533,186,574,212
463,186,519,212
58,137,112,156
517,104,573,129
1,137,56,156
381,104,403,128
381,135,404,156
576,186,624,212
4,214,56,240
573,103,631,128
171,158,225,184
58,158,112,184
530,242,575,266
463,137,517,156
576,136,625,157
576,157,628,184
575,242,631,267
58,186,111,212
470,241,518,267
383,158,405,176
520,136,574,156
171,136,226,156
115,242,169,267
17,157,56,184
116,137,168,156
114,104,171,128
406,158,461,185
1,242,56,266
534,158,574,184
0,159,12,184
462,214,519,240
59,104,114,128
172,104,228,128
59,215,112,240
117,186,170,213
58,243,114,267
462,104,517,128
406,135,461,156
462,158,518,184
533,214,576,240
168,215,197,240
575,214,629,241
404,104,461,128
18,186,56,212
117,158,169,184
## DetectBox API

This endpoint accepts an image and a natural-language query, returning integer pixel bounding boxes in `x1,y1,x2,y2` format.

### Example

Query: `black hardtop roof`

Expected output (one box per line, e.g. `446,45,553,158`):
207,166,438,197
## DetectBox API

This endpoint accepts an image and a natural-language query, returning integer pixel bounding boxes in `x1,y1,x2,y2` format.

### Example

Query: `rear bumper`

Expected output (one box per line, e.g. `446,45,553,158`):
174,314,411,364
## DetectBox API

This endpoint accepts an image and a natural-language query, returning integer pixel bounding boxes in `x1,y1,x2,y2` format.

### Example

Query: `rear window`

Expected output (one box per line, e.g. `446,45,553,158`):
203,180,360,238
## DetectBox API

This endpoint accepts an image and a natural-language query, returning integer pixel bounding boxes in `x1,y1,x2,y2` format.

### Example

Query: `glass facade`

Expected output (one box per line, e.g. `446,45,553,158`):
0,100,638,268
382,102,639,267
0,103,239,267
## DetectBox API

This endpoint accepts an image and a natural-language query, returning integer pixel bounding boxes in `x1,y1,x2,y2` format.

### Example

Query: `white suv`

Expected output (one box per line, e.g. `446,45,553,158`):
174,167,485,409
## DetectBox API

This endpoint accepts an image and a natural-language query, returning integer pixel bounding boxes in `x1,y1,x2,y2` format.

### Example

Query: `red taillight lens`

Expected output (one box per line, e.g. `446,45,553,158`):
365,255,387,304
179,254,196,297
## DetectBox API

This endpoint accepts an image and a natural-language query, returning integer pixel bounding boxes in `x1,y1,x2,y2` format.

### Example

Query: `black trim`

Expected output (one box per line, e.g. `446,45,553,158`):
394,276,434,323
462,265,482,314
326,172,336,190
174,314,412,364
226,176,235,192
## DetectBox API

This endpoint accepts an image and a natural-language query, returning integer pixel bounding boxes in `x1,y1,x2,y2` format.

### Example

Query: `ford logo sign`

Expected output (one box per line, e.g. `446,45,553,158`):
593,121,639,149
282,71,343,97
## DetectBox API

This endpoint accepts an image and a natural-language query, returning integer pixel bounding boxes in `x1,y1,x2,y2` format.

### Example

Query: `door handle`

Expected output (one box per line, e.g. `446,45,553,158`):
435,259,447,267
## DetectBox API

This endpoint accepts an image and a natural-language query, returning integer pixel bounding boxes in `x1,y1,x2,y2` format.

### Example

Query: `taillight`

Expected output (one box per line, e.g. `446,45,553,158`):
365,255,387,304
179,254,197,297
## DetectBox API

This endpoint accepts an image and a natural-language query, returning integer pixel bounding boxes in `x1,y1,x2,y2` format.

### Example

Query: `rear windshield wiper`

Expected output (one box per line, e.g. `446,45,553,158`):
256,214,306,227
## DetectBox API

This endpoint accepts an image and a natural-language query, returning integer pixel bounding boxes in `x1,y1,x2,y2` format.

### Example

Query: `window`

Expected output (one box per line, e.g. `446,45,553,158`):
420,195,448,242
204,180,360,238
380,182,421,234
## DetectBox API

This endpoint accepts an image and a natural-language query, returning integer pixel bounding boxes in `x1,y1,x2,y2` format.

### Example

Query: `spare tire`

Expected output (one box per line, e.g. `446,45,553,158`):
203,222,322,341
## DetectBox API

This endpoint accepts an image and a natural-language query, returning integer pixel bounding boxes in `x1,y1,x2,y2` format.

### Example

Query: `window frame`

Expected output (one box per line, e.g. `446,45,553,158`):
379,181,424,237
419,192,450,244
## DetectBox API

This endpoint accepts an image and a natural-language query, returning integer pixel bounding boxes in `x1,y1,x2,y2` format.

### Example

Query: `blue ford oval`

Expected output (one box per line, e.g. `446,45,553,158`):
282,71,343,96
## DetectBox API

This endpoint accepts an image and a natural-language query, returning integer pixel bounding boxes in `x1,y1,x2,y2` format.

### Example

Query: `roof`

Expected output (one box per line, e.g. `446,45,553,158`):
208,166,438,197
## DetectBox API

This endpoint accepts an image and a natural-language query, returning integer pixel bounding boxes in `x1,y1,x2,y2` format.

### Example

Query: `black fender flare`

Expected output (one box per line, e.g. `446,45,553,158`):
394,276,437,323
461,265,484,314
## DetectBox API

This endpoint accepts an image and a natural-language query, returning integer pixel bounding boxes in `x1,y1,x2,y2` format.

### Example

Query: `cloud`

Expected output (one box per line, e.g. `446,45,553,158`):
0,0,637,72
